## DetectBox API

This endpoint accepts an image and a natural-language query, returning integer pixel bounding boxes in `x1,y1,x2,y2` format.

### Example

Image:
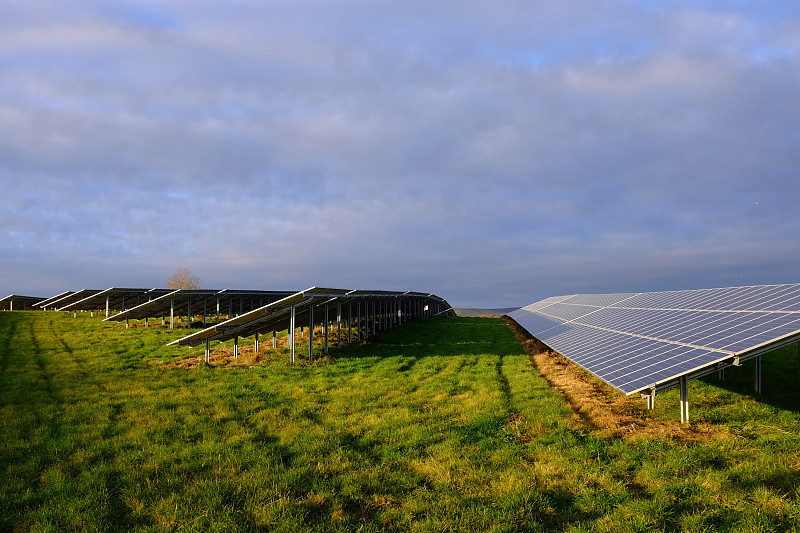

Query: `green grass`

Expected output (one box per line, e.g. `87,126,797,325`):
1,311,800,532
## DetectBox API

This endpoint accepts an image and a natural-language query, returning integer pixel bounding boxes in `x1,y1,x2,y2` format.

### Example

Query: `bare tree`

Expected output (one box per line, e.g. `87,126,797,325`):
166,268,201,290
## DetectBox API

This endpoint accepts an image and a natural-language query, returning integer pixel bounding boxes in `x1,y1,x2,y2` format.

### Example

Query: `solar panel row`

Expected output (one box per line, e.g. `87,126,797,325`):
168,287,454,364
508,283,800,404
0,295,46,311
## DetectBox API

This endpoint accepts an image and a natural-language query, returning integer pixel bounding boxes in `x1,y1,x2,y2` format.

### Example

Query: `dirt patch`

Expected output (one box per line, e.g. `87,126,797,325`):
163,326,350,369
503,317,731,442
164,344,268,369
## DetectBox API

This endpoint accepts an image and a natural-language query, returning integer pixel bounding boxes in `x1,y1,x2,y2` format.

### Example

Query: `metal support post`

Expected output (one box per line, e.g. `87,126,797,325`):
234,336,239,359
754,355,762,394
348,303,352,344
372,300,376,336
187,299,192,329
309,304,314,361
324,304,329,354
170,299,174,329
644,387,656,410
229,299,233,320
718,367,725,380
203,300,207,327
255,332,259,353
273,329,277,349
106,296,110,317
357,301,362,342
216,298,220,324
289,305,296,364
679,375,689,424
205,338,210,364
337,303,342,348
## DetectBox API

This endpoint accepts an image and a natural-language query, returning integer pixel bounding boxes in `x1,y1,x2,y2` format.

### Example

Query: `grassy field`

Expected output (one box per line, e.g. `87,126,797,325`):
1,311,800,532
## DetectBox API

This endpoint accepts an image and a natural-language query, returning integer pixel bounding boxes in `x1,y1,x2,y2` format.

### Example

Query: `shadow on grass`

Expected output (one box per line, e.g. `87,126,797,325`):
699,344,800,414
327,317,521,361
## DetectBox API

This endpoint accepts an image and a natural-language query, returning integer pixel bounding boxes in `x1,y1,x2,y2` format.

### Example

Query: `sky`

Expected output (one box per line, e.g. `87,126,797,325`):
2,1,800,308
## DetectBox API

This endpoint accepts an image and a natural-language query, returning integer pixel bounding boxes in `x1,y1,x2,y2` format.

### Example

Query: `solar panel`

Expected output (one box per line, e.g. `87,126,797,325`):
104,289,297,325
59,288,173,313
507,283,800,401
35,291,75,310
167,287,454,364
45,289,103,310
0,295,46,311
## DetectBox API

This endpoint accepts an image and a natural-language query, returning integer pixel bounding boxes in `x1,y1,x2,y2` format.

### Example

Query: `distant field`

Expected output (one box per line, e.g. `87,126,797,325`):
1,311,800,532
455,307,520,317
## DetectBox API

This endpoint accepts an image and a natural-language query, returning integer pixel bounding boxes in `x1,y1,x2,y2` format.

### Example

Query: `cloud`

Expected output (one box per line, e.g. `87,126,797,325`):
2,1,799,306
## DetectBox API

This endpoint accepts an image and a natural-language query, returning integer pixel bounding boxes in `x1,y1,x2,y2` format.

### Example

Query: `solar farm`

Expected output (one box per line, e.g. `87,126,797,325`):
2,283,800,530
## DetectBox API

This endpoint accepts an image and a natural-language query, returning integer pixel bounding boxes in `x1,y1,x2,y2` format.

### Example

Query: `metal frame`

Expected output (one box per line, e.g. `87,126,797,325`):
0,295,46,311
104,289,295,328
168,287,454,364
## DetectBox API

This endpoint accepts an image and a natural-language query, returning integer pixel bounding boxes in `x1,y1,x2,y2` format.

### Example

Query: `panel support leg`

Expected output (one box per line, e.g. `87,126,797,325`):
643,388,656,410
308,304,314,361
324,304,329,354
255,332,259,353
234,336,238,359
337,304,342,348
273,329,276,350
679,375,689,424
170,298,174,330
205,338,210,364
289,305,296,364
357,301,362,342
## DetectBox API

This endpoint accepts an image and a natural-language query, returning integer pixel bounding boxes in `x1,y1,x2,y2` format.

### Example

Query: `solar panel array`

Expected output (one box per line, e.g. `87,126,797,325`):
169,287,453,349
104,289,296,323
59,288,173,313
0,295,46,311
508,283,800,396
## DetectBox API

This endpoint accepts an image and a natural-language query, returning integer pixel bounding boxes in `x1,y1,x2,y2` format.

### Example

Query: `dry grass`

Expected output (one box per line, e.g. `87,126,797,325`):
164,325,352,369
503,317,731,442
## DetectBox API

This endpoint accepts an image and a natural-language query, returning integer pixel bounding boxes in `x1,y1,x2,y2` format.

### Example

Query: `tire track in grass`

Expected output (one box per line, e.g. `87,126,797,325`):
0,313,19,376
28,319,58,401
19,316,70,493
46,317,105,390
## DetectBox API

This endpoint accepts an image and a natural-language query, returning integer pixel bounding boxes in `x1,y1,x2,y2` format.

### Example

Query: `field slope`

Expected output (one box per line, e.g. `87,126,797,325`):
1,312,800,532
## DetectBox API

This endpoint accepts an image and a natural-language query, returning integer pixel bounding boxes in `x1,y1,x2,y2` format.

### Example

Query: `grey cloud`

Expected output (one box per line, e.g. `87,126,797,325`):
2,1,799,305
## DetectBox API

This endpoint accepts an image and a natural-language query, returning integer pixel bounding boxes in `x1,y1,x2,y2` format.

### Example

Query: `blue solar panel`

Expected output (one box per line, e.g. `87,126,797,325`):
508,283,800,395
